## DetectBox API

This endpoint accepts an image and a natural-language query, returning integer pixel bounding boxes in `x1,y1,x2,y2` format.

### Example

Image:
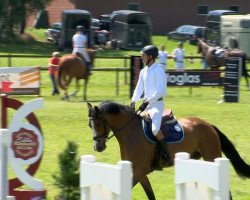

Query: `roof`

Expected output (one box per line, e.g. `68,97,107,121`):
63,9,91,15
207,10,237,16
111,10,148,16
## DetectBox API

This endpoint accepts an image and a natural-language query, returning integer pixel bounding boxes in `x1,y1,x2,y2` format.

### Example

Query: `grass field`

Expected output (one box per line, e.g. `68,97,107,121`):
1,29,250,200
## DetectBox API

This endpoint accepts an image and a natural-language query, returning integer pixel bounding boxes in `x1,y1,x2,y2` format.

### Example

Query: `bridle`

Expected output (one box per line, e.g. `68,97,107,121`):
89,109,135,142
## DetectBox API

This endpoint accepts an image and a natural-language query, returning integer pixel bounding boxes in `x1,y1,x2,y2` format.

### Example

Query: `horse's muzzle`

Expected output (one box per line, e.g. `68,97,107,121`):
94,143,106,152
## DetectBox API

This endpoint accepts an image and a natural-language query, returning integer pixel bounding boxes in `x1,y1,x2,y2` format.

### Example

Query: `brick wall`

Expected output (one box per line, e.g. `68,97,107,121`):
27,0,75,27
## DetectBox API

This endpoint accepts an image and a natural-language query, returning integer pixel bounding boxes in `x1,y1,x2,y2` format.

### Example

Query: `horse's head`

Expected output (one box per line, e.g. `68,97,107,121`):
87,102,109,152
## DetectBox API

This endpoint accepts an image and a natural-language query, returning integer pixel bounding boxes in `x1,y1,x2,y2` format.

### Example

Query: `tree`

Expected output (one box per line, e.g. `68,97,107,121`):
53,141,80,200
0,0,51,40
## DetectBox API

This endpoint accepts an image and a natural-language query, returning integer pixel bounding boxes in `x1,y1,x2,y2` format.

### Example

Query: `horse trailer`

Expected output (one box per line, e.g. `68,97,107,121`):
109,10,152,50
205,10,237,46
59,9,93,50
220,15,250,58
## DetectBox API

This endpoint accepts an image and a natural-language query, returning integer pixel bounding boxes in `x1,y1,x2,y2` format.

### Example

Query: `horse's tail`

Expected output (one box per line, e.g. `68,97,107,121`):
212,125,250,178
57,63,68,90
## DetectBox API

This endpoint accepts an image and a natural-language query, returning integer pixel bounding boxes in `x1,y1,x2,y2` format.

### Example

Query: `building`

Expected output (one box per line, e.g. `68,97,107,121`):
27,0,75,27
27,0,250,35
75,0,250,34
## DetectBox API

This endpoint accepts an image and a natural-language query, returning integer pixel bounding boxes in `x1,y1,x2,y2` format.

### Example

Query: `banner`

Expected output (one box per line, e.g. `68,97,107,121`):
166,70,223,86
0,67,40,95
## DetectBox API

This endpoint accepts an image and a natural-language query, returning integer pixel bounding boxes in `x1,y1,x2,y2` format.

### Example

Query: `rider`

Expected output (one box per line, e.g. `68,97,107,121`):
130,45,171,164
72,25,92,73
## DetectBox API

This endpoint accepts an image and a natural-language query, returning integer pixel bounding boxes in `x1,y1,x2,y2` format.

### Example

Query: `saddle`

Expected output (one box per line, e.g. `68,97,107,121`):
75,52,92,76
141,109,184,170
211,48,225,57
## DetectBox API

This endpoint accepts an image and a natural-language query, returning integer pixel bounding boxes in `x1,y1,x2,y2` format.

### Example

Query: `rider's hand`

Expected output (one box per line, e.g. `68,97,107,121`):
130,102,135,111
139,101,149,112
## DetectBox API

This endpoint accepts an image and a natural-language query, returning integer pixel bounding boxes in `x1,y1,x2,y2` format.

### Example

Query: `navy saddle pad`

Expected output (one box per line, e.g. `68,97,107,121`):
142,119,184,144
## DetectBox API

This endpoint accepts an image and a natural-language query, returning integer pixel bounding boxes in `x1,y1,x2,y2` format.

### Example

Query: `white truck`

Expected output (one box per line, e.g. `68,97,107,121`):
220,14,250,58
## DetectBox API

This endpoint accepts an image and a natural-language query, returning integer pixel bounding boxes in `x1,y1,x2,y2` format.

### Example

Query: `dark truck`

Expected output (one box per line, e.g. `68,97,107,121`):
58,9,93,50
109,10,152,50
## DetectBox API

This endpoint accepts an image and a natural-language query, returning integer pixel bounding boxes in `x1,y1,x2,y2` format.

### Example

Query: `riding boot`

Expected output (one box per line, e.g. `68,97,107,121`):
159,139,172,165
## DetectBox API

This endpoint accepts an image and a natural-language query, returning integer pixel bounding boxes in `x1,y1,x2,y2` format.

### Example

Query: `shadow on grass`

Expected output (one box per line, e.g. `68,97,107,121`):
0,40,57,55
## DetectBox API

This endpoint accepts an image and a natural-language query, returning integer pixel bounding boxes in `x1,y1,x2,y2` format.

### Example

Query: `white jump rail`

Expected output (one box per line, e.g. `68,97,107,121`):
174,152,230,200
80,155,132,200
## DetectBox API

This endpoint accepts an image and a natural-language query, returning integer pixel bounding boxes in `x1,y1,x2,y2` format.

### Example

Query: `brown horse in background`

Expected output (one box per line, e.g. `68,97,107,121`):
197,38,250,88
57,49,96,100
87,101,250,200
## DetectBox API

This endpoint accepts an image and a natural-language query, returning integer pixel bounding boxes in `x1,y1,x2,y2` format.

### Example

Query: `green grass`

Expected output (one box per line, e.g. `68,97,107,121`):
1,29,250,199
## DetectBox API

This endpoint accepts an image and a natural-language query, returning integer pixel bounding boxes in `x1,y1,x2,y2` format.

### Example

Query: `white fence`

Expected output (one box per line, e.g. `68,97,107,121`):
174,152,230,200
80,155,132,200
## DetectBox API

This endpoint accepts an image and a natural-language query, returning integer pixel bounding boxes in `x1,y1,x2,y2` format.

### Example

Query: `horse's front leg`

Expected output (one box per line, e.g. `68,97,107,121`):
133,175,156,200
69,79,79,97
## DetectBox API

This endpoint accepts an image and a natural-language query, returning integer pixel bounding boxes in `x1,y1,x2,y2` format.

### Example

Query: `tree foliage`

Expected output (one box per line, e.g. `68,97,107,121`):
53,141,80,200
0,0,51,40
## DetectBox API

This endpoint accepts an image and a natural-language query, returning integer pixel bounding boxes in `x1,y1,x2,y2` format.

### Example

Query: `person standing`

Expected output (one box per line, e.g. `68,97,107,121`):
48,52,60,95
172,42,185,71
130,45,171,164
158,44,168,71
72,25,91,71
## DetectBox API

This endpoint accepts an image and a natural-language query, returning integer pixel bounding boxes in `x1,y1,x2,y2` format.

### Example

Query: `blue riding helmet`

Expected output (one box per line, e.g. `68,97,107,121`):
141,45,159,57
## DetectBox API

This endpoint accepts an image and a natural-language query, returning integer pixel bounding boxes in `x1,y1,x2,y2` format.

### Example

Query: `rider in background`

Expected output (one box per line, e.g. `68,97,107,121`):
72,26,91,73
131,45,171,164
172,42,185,71
158,44,168,71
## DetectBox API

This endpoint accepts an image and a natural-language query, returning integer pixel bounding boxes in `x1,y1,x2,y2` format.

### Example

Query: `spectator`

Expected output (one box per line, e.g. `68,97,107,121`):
172,42,185,71
158,45,168,71
48,52,60,95
97,30,107,49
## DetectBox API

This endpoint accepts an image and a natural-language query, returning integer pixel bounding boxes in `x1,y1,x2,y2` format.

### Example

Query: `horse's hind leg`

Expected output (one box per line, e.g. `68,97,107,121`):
83,77,89,101
135,175,156,200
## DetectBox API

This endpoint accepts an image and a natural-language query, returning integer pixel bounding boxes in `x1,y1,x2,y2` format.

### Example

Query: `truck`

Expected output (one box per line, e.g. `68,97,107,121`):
220,14,250,58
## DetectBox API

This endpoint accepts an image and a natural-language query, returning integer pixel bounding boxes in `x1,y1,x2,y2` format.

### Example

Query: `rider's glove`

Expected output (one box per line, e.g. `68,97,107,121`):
139,101,149,112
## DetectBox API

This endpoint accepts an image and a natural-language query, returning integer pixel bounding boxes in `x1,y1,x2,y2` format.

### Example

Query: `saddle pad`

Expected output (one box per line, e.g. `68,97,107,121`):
142,119,184,144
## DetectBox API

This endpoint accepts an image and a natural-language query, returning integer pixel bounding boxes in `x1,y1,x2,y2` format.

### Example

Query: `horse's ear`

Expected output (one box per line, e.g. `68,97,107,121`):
94,106,100,113
87,102,92,109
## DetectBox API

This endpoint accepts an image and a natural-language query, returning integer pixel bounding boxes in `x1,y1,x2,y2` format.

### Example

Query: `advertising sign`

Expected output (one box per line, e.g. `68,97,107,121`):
130,56,224,97
0,67,40,95
224,57,241,102
166,70,223,86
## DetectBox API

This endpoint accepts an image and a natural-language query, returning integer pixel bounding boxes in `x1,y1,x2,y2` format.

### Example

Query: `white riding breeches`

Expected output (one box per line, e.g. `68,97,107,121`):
145,100,164,136
72,47,90,62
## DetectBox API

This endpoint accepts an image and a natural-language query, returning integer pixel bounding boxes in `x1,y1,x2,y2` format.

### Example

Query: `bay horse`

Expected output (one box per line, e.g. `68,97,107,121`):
197,38,250,88
57,49,96,101
87,101,250,200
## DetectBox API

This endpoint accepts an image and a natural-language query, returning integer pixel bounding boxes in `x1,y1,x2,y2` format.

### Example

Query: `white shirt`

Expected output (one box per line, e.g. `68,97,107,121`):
158,50,168,65
172,48,185,69
72,34,87,48
132,62,167,105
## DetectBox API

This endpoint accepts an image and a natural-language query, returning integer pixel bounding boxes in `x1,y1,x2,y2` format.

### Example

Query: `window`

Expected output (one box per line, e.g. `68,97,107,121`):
198,6,208,15
229,5,240,13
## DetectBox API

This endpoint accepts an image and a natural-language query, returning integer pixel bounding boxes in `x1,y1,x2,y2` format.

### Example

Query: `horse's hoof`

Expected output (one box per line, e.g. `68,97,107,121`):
61,95,70,101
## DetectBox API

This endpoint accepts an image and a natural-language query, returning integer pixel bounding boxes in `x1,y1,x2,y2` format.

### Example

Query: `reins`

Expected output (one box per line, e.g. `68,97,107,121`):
91,108,139,141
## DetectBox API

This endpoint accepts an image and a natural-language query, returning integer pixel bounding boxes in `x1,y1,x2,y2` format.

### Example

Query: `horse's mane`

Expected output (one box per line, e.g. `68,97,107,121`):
99,101,129,114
